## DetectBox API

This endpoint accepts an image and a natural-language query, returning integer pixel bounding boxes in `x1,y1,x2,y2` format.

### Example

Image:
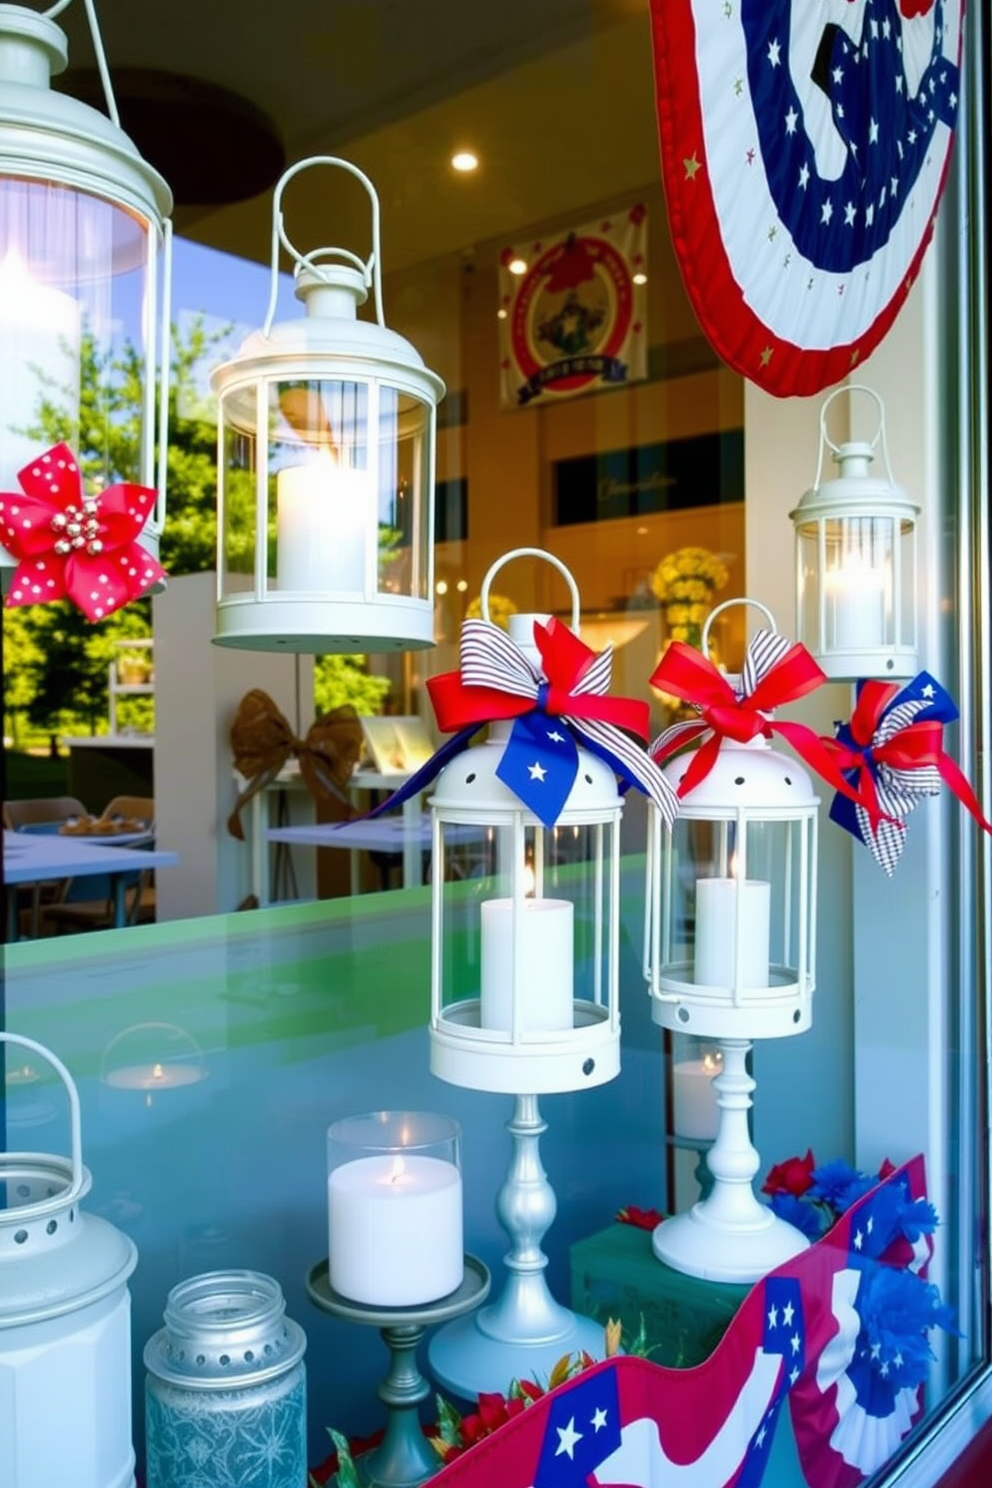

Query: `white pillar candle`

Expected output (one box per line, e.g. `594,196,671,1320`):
672,1053,722,1142
0,250,81,492
694,877,771,989
824,557,886,650
276,457,373,592
327,1154,463,1306
480,897,573,1032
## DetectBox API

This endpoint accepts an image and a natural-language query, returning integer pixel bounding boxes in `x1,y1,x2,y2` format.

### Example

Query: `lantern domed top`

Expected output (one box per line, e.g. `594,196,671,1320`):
0,3,172,228
661,735,818,814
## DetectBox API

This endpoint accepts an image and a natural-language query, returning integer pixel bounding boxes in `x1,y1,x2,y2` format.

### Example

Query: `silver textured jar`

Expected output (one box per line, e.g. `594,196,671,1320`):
144,1270,307,1488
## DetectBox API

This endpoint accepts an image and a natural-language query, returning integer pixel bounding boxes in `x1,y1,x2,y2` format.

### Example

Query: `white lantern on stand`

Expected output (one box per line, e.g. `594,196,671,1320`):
0,0,173,584
425,548,676,1398
791,384,919,681
0,1032,138,1488
645,603,821,1283
211,156,445,653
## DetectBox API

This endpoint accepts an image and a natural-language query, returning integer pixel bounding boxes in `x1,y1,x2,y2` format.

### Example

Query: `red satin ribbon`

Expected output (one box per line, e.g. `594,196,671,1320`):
824,680,992,835
650,639,871,811
428,616,650,739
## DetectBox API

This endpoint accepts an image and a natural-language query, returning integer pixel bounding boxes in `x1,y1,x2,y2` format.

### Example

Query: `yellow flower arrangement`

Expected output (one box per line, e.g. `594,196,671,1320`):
465,592,518,632
650,545,730,716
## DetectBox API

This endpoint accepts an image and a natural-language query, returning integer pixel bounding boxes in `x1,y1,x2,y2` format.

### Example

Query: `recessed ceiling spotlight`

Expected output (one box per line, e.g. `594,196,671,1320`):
456,579,468,592
451,151,479,173
632,272,648,286
508,257,528,276
436,579,449,595
497,308,508,320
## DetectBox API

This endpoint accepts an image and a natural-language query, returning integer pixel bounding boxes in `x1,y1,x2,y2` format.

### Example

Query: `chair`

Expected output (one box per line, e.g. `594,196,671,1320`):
99,795,155,828
3,796,88,830
39,840,157,934
3,797,90,937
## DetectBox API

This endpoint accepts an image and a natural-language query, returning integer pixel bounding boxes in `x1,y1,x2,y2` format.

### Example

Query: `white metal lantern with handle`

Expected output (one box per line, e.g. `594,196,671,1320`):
211,156,445,653
644,602,819,1282
791,384,919,680
0,1032,139,1488
0,0,173,580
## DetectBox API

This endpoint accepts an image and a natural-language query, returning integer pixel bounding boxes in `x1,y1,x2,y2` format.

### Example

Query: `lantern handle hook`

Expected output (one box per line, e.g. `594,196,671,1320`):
813,383,895,490
702,597,777,657
264,156,385,337
481,547,581,633
0,1032,84,1199
43,0,120,127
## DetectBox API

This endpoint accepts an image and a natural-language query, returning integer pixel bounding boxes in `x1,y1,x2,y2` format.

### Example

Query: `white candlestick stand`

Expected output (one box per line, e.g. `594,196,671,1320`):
428,1094,604,1399
652,1039,810,1283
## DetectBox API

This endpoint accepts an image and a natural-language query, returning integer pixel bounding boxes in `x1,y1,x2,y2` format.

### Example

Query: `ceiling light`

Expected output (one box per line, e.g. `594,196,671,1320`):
456,579,468,593
450,151,479,173
497,308,508,320
508,257,528,276
436,580,449,595
632,272,648,286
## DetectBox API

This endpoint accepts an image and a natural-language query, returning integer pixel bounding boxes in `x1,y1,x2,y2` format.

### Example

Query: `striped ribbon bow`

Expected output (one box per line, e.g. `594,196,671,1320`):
821,673,992,876
368,616,679,829
649,629,871,814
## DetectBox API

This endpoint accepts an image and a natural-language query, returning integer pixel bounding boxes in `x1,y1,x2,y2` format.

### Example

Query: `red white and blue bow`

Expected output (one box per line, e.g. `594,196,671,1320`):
821,673,992,876
370,616,679,829
0,443,164,621
649,628,872,814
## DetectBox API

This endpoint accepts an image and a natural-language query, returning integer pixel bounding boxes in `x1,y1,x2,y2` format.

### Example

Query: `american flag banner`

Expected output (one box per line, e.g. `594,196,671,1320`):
431,1157,942,1488
649,0,963,396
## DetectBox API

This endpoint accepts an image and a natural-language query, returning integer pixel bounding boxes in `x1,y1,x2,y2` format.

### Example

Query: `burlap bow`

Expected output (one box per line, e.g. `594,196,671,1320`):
227,689,364,840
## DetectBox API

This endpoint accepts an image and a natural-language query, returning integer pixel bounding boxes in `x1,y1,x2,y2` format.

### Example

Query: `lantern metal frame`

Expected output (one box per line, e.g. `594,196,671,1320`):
0,0,173,574
790,383,920,681
210,155,445,654
1,1031,138,1487
643,600,819,1282
426,548,623,1398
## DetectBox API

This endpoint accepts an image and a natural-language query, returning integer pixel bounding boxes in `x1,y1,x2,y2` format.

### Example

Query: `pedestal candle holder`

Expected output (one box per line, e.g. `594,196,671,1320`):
428,1094,604,1400
306,1256,490,1488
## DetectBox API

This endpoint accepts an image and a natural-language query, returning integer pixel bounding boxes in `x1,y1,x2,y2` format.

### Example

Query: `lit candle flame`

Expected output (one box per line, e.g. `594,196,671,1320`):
523,863,537,896
703,1052,722,1073
152,1063,164,1080
387,1156,409,1185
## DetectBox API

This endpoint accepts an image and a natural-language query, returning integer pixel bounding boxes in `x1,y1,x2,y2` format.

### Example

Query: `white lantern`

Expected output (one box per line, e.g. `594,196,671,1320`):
211,156,445,653
644,603,819,1282
0,0,173,580
0,1032,138,1488
791,384,919,680
426,549,628,1398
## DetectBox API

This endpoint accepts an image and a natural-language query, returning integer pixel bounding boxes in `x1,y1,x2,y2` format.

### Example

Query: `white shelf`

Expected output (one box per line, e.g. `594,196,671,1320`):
109,639,155,734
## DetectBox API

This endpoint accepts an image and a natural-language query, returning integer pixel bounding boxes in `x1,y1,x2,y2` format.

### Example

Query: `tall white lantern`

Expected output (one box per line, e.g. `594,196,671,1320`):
791,384,919,681
0,0,173,580
211,156,445,653
0,1032,138,1488
645,605,819,1283
426,549,640,1399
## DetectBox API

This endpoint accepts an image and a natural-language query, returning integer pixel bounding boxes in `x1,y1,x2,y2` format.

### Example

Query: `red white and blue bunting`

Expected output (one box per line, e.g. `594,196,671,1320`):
649,0,963,396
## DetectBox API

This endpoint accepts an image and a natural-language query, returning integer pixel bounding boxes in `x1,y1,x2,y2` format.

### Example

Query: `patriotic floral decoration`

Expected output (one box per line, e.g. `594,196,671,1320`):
649,627,872,816
761,1151,938,1246
366,616,679,830
0,443,165,622
820,673,992,876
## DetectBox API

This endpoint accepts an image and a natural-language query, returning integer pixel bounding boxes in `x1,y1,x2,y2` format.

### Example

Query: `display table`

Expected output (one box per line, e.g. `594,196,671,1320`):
3,829,179,936
569,1221,749,1368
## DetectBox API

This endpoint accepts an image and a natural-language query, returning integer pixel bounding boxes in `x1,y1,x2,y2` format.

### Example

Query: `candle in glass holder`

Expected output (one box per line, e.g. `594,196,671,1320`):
276,456,373,592
327,1112,463,1307
672,1049,723,1142
824,556,886,651
694,876,770,988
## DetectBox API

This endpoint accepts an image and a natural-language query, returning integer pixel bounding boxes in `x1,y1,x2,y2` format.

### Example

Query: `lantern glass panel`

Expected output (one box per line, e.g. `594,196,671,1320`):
379,388,431,602
437,815,615,1038
220,387,259,593
0,177,161,492
660,814,809,996
268,379,371,593
797,513,913,655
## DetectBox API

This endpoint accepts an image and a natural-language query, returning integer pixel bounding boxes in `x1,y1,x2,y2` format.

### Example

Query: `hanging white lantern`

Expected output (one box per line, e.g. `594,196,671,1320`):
211,156,445,653
0,0,173,582
791,384,919,680
644,603,819,1283
0,1032,138,1488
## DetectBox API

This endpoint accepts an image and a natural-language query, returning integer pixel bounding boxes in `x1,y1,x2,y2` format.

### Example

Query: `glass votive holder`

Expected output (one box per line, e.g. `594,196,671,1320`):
670,1034,723,1143
327,1110,464,1307
144,1270,307,1488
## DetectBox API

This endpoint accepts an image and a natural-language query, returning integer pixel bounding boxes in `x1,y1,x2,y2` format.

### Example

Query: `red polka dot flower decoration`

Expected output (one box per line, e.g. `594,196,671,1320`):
0,444,165,622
